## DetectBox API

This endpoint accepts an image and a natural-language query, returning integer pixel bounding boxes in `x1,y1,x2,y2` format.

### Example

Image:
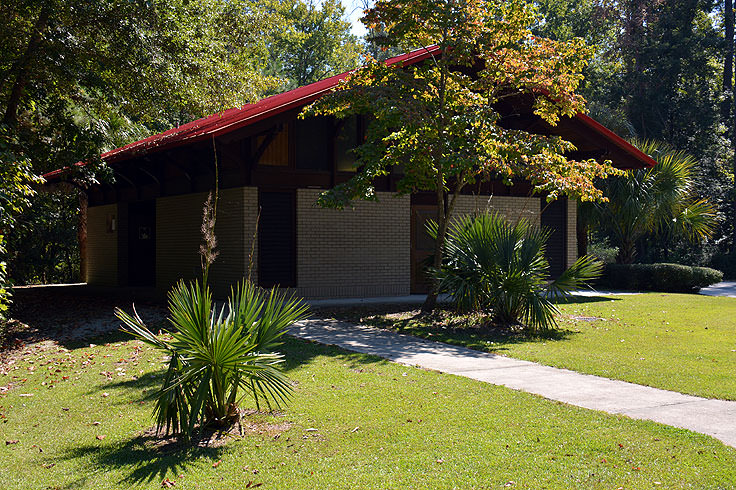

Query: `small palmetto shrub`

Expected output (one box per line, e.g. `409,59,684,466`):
429,212,602,332
116,279,308,440
115,192,308,440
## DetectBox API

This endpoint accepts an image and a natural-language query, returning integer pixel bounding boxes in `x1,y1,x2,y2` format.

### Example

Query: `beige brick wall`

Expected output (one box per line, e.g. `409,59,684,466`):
451,194,541,227
156,187,258,297
567,199,578,267
296,190,410,298
87,204,118,286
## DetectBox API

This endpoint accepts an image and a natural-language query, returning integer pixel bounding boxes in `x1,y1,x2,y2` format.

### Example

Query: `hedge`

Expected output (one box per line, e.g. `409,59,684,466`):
596,263,723,293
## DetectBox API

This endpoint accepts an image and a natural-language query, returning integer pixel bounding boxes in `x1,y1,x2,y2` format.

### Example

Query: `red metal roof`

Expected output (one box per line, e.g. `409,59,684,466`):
44,45,654,179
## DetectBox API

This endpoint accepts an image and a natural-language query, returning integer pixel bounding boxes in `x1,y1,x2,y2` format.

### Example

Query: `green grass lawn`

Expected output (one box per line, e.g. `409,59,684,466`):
1,331,736,489
321,293,736,400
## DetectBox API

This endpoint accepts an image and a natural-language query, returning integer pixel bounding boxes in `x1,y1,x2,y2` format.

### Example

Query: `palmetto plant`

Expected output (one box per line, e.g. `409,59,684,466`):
115,279,308,440
592,139,716,264
429,212,602,332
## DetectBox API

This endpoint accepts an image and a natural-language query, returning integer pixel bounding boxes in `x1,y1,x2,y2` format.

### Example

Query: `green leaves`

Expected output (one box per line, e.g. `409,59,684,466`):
261,0,361,90
116,279,309,440
593,139,717,264
429,212,602,332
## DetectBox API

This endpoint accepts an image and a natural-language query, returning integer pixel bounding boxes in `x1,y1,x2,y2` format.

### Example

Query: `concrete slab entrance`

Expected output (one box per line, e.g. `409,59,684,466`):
291,318,736,448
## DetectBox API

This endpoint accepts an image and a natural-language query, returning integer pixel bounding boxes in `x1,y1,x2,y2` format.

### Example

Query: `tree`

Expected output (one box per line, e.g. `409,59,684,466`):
304,0,618,310
263,0,362,89
1,0,280,285
591,140,717,264
0,126,42,322
537,1,730,266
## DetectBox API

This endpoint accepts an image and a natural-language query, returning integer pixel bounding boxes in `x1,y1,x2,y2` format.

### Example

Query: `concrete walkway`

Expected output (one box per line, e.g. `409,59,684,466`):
291,318,736,448
700,281,736,298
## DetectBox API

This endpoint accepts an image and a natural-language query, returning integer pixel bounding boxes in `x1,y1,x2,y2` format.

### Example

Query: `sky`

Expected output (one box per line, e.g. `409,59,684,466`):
313,0,368,37
343,0,369,37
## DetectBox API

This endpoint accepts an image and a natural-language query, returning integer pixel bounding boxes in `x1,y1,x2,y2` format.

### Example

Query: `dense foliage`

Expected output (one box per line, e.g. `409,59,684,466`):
535,0,735,273
429,213,602,331
590,140,717,264
263,0,362,89
598,263,723,292
1,0,358,287
306,0,619,310
0,126,43,322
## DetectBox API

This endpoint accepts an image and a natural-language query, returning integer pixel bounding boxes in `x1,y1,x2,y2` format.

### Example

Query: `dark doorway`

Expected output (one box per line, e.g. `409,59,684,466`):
541,199,567,277
127,201,156,287
258,191,296,288
411,205,437,294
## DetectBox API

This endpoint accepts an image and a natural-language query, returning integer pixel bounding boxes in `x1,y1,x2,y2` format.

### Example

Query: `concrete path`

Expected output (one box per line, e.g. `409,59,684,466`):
700,281,736,298
291,318,736,448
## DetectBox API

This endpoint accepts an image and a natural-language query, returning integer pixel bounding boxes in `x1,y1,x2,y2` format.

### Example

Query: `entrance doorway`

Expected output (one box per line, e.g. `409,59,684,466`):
127,200,156,287
540,199,567,277
410,205,437,294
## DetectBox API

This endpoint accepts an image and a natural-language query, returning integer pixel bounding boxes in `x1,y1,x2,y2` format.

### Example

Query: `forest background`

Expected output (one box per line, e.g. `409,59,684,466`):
2,0,735,286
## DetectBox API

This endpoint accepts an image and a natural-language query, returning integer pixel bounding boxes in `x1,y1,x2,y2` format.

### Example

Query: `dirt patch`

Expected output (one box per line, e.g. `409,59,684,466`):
139,411,292,452
3,285,167,355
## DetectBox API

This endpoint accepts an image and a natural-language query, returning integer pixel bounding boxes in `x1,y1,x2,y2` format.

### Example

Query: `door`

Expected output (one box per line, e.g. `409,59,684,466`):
411,205,437,293
258,190,296,288
540,199,567,277
128,200,156,287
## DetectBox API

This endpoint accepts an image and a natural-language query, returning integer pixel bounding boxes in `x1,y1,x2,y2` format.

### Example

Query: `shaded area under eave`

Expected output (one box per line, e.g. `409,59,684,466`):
42,46,655,184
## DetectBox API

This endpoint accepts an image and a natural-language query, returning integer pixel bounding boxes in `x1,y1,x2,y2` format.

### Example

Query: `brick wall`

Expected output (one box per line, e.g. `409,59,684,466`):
451,194,541,227
567,199,578,267
86,204,118,285
296,189,410,298
156,187,258,297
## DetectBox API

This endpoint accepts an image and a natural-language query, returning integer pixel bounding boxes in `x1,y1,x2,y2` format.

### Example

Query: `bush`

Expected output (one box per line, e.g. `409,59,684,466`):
598,263,723,293
588,238,618,264
117,279,309,440
429,212,602,332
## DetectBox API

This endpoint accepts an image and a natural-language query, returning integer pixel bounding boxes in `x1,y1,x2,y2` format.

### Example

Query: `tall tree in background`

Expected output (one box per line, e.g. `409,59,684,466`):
306,0,619,311
728,0,736,256
537,1,733,270
0,0,281,285
264,0,362,90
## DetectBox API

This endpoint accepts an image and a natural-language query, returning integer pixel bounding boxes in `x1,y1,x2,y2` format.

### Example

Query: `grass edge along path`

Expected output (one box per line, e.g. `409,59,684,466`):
2,335,736,489
291,318,736,449
315,293,736,401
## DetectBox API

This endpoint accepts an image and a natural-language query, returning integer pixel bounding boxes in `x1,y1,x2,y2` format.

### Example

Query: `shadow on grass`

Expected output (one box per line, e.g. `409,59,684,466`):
6,284,168,352
551,295,623,305
309,303,583,356
280,335,380,371
55,431,228,488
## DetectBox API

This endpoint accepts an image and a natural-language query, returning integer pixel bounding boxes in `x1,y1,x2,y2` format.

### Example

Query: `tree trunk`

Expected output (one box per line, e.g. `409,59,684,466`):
78,190,88,283
3,7,49,125
421,185,447,313
724,0,734,121
617,238,636,264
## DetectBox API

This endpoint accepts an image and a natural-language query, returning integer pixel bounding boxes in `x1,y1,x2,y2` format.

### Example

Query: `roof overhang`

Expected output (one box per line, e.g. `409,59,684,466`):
44,45,654,181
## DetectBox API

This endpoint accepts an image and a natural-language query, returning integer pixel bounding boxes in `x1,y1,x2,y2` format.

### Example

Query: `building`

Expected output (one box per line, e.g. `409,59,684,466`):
44,47,655,299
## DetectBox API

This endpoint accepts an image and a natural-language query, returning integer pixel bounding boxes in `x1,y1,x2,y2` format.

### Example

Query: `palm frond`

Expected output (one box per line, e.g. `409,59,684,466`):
431,211,600,332
117,278,309,440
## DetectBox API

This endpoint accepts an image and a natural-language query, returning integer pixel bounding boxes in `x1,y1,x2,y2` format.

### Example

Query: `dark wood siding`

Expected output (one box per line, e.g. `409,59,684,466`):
541,199,567,277
258,191,296,287
127,200,156,286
